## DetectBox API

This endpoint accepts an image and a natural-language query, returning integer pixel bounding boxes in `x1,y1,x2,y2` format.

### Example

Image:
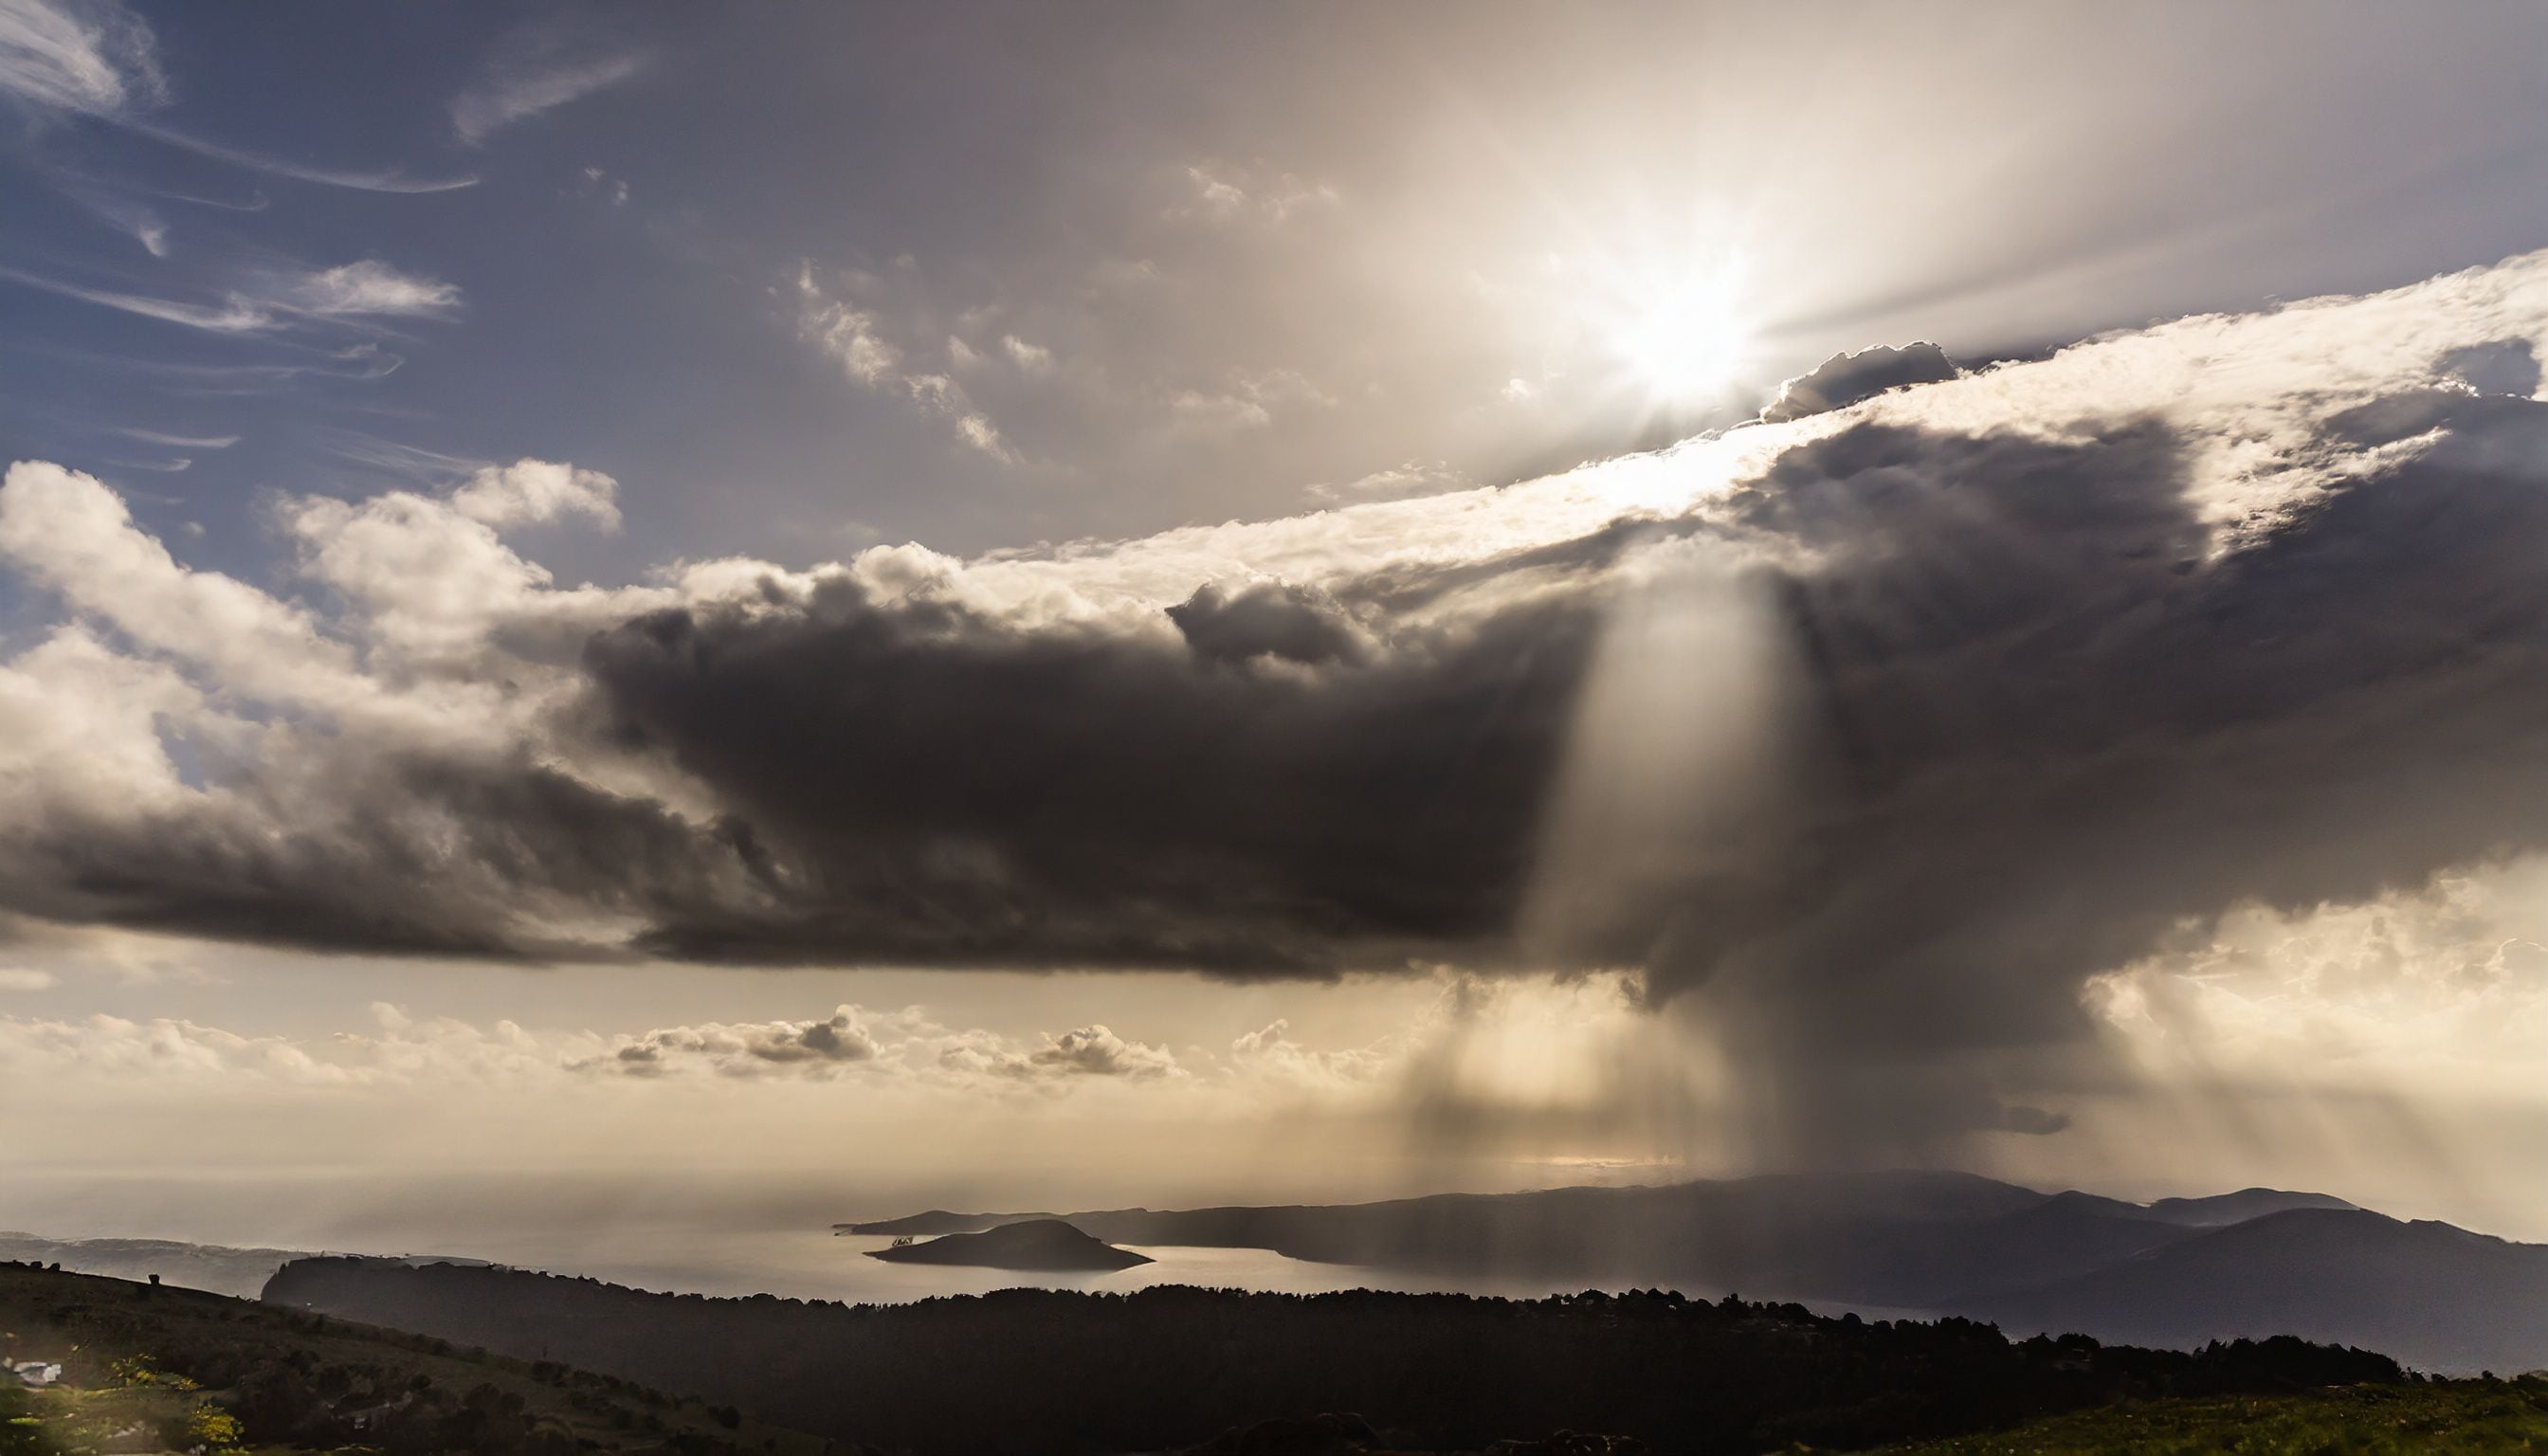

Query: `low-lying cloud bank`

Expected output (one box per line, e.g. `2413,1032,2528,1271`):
10,252,2548,1154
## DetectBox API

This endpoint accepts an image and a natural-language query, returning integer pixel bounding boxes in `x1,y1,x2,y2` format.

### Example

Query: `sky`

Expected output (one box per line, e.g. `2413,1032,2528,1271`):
8,0,2548,1255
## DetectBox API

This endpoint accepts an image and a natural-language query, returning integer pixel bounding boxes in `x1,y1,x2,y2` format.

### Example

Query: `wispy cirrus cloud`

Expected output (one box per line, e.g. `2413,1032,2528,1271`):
0,0,474,191
0,0,162,116
127,119,479,193
451,42,646,145
267,260,464,319
0,258,461,337
116,428,239,450
0,264,275,333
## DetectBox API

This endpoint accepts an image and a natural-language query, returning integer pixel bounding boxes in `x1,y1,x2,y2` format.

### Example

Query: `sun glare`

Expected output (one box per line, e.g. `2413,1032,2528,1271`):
1601,258,1752,403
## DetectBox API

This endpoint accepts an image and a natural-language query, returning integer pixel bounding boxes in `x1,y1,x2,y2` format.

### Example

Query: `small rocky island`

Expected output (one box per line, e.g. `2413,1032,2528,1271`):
864,1218,1153,1272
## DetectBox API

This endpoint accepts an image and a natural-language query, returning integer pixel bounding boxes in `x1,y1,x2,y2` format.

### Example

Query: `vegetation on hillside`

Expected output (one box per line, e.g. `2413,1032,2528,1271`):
0,1262,837,1454
269,1258,2409,1455
1874,1374,2548,1454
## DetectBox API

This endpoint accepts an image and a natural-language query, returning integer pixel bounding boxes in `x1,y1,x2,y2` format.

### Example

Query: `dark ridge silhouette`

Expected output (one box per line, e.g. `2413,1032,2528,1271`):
2141,1188,2360,1226
1978,1208,2548,1374
834,1172,2274,1307
262,1257,2404,1456
830,1173,2547,1372
865,1219,1151,1271
844,1209,997,1238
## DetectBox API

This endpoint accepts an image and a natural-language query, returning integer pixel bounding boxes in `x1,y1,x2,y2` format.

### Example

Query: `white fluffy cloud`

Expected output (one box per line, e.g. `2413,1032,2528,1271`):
795,264,1015,460
450,459,622,530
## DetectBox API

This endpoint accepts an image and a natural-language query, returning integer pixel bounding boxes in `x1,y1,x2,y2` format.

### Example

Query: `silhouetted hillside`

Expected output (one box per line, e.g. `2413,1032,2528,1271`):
1979,1208,2548,1374
867,1219,1152,1270
264,1256,2404,1455
0,1262,828,1453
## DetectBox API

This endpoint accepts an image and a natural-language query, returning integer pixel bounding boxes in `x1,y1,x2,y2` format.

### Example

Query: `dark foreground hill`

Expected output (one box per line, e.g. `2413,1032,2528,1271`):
836,1171,2548,1372
866,1218,1152,1270
0,1261,828,1454
1877,1375,2548,1454
263,1256,2404,1456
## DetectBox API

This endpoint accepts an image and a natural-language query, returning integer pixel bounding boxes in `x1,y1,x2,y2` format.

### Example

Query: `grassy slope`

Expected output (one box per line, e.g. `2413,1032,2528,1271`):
0,1264,830,1454
1873,1377,2548,1455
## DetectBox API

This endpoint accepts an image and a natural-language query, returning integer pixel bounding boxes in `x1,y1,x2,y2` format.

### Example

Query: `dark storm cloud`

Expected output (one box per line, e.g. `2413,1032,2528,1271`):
1166,580,1368,667
0,754,722,961
1620,388,2548,1151
15,372,2548,1056
579,575,1594,971
1758,342,1961,423
11,264,2548,1162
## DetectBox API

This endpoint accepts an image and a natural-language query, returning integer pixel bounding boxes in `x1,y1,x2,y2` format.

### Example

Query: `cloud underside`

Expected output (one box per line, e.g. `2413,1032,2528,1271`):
10,253,2548,1150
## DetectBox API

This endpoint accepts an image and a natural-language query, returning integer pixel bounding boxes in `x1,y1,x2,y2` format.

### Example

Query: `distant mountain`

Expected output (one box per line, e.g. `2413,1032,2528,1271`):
0,1231,310,1300
836,1173,2544,1372
1977,1208,2548,1374
837,1172,2246,1305
867,1219,1152,1271
2141,1188,2359,1226
0,1231,498,1302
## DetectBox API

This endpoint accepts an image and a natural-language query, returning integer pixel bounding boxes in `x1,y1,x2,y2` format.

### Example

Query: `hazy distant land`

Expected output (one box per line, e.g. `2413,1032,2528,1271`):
840,1171,2547,1374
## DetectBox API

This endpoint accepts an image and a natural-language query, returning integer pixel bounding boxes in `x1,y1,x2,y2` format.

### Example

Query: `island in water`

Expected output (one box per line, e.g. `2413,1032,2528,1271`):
865,1218,1154,1272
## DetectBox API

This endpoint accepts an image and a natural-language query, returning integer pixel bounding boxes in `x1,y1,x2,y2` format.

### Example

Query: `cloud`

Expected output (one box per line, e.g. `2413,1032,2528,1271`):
1164,370,1333,437
0,968,56,992
9,254,2548,1157
1024,1025,1180,1080
0,0,161,116
54,178,171,256
116,428,238,449
795,264,1014,461
0,259,461,337
590,1006,880,1078
1002,335,1055,375
0,264,275,333
1167,580,1368,667
1758,341,1960,423
272,260,463,318
452,45,645,145
0,0,472,191
123,118,479,193
450,459,621,530
1307,460,1471,504
1174,164,1339,226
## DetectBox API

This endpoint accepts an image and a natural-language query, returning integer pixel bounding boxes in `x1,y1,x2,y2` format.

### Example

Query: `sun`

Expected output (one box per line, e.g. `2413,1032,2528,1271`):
1599,258,1752,404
